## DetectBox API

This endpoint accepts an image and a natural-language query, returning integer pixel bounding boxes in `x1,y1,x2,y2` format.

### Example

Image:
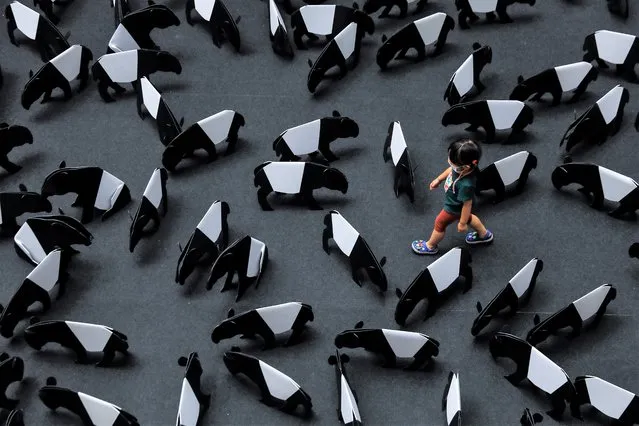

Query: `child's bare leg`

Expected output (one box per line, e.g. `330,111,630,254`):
468,215,488,237
426,229,445,249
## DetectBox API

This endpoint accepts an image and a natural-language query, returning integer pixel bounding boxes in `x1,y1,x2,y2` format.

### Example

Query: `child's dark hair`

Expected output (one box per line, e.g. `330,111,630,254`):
448,139,482,167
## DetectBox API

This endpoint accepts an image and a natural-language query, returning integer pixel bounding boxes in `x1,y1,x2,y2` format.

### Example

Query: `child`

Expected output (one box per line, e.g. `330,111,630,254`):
412,138,493,255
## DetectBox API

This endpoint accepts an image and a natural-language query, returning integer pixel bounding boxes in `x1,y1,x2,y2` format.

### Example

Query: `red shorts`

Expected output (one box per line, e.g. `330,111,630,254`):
434,209,460,232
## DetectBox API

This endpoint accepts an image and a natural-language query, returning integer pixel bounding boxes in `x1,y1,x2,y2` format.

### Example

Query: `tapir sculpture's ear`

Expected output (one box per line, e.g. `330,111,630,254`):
18,184,27,192
230,346,241,352
352,2,359,9
472,42,481,50
29,316,40,325
307,59,313,68
177,356,188,366
517,75,524,84
340,353,350,363
46,377,57,386
328,355,337,365
354,321,364,329
147,0,155,4
533,314,540,325
227,308,235,318
0,353,8,363
179,117,185,126
379,256,387,267
59,161,66,168
395,288,403,298
235,15,241,24
533,413,543,422
0,304,3,314
476,301,483,312
332,110,340,117
381,34,387,43
28,70,33,78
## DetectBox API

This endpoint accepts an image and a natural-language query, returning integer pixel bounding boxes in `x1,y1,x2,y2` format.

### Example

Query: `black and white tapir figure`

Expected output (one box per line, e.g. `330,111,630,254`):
383,120,415,203
162,110,245,172
607,0,629,19
107,2,180,54
0,249,69,339
582,30,639,83
268,0,293,58
21,44,93,110
0,353,24,410
41,162,132,224
559,85,630,153
322,210,387,292
327,350,361,426
630,242,639,259
176,352,210,426
0,184,52,236
206,235,268,302
509,61,598,106
135,77,184,146
454,0,536,29
362,0,427,19
307,22,366,94
33,0,73,24
13,215,93,266
475,150,537,203
91,49,182,103
551,162,639,219
5,0,70,62
273,111,359,162
4,409,24,426
185,0,242,52
376,12,455,71
520,408,543,425
573,375,639,424
175,200,230,285
444,42,492,106
290,5,374,50
394,247,472,326
525,284,617,346
129,167,168,253
442,100,534,144
489,332,580,421
211,302,314,349
254,161,348,210
334,321,440,370
223,348,313,417
24,319,129,366
471,258,542,337
39,377,140,426
442,371,461,426
0,123,33,175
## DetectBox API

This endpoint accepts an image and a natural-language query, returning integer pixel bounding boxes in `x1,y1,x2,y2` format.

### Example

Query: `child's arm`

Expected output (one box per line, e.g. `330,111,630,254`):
430,167,452,189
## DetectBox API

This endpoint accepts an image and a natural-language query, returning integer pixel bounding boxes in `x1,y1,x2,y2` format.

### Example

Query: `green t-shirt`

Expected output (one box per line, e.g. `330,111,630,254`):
443,170,477,215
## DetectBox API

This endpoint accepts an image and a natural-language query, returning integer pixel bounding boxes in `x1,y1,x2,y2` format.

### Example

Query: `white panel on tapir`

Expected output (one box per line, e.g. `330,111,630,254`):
334,23,357,59
177,379,199,426
452,55,475,96
283,120,321,156
494,151,528,187
299,5,336,35
585,377,635,419
390,122,407,166
555,62,592,92
468,0,498,13
66,322,112,351
50,45,83,82
526,348,567,393
487,101,524,130
331,213,359,256
99,50,138,82
381,329,424,357
194,0,215,20
594,30,635,64
263,163,305,194
508,258,537,298
598,167,637,203
414,13,446,45
257,303,302,334
427,248,461,292
259,360,300,399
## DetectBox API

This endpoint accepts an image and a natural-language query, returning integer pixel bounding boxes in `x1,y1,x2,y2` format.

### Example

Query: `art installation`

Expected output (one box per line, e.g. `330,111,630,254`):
223,348,313,417
185,0,242,51
268,0,293,58
0,353,24,410
526,284,617,346
551,161,639,219
254,161,348,210
455,0,537,29
24,319,129,366
41,162,132,224
0,184,52,236
442,100,534,143
328,350,361,426
176,200,230,285
135,76,184,146
0,249,69,338
21,44,93,110
383,120,416,202
334,321,440,370
395,247,472,326
489,332,580,421
582,29,639,82
5,0,71,61
91,49,182,102
475,150,537,203
509,61,598,106
272,111,359,162
559,84,630,153
175,352,210,426
129,167,168,253
13,215,92,266
573,375,639,424
471,258,543,336
442,371,461,426
307,22,368,93
162,110,245,172
444,42,492,106
39,377,140,425
290,5,374,50
206,235,268,301
106,2,180,53
0,123,33,174
211,302,314,349
376,12,455,70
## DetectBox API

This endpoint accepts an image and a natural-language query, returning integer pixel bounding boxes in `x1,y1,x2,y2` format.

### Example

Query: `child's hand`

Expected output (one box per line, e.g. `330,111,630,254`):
429,178,440,190
457,222,468,232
